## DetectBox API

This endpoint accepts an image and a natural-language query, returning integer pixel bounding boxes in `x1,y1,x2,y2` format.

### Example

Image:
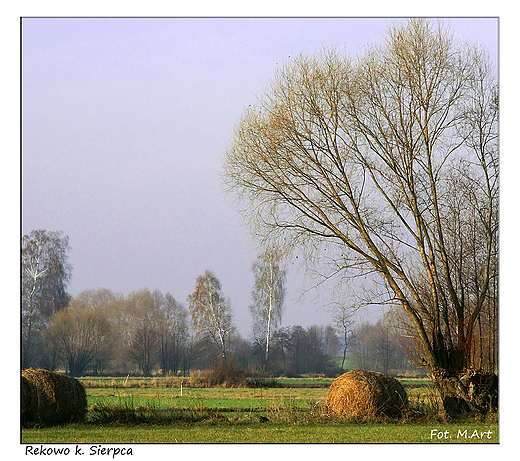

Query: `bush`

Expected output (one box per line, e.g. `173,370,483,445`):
246,378,281,388
189,360,246,388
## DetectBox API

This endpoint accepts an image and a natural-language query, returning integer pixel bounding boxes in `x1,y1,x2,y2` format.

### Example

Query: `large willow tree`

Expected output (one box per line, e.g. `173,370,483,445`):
223,19,498,415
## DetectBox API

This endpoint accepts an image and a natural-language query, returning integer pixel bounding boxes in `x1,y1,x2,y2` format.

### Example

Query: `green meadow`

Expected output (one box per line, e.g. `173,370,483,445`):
21,377,498,444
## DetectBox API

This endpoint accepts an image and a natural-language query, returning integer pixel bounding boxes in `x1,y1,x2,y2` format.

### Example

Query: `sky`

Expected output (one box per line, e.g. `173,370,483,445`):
21,17,499,337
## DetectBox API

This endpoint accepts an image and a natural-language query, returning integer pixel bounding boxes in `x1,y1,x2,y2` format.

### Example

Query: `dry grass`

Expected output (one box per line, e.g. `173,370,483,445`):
326,369,408,419
188,360,247,388
21,368,87,426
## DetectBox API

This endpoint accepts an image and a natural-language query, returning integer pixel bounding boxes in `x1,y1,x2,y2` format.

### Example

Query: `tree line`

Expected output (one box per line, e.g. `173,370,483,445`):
22,229,423,377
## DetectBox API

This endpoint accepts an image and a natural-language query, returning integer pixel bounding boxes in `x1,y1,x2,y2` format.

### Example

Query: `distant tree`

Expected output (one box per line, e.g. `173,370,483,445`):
286,325,306,376
249,248,286,367
301,325,329,373
188,271,234,361
59,288,193,376
45,301,112,376
351,319,412,375
72,288,120,308
323,324,341,371
272,325,338,376
231,334,253,371
271,327,291,374
120,289,162,376
349,322,372,371
332,305,356,372
69,288,122,373
158,292,191,375
22,229,72,368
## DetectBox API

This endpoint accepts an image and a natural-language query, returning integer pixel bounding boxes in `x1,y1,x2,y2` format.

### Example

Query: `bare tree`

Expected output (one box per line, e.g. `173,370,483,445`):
158,293,192,375
332,305,355,373
249,248,286,367
351,319,410,376
22,229,72,368
45,301,112,376
120,289,162,376
223,19,498,415
274,324,338,376
187,270,234,361
69,288,122,374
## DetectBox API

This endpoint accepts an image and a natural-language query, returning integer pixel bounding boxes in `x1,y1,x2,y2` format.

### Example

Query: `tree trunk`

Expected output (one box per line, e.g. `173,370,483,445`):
341,342,348,373
430,370,476,416
427,353,498,417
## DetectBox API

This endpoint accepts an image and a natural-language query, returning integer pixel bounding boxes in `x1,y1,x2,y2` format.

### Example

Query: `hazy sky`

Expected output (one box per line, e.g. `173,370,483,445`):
21,17,498,336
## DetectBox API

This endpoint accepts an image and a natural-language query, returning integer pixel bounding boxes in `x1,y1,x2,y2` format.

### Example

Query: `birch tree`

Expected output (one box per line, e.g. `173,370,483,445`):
187,270,233,361
21,229,72,368
249,248,286,367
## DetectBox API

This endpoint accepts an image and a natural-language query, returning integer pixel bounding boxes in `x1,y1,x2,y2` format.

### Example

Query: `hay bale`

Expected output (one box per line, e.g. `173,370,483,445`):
21,368,87,426
327,369,408,418
21,375,37,425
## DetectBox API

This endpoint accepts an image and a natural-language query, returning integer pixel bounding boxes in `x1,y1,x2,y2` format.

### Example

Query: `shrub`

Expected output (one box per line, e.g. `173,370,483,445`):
189,360,246,388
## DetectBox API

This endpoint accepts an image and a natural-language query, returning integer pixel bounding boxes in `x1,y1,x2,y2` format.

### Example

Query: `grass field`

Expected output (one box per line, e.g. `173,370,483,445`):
21,376,498,444
21,421,498,444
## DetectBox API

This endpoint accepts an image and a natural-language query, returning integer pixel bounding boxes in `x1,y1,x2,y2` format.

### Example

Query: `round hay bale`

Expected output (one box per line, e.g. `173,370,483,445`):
21,375,37,425
327,369,408,418
21,368,87,425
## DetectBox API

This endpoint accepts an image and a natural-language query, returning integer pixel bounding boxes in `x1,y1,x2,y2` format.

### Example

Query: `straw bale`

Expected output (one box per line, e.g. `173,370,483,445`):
327,369,408,418
21,375,37,425
21,368,87,426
